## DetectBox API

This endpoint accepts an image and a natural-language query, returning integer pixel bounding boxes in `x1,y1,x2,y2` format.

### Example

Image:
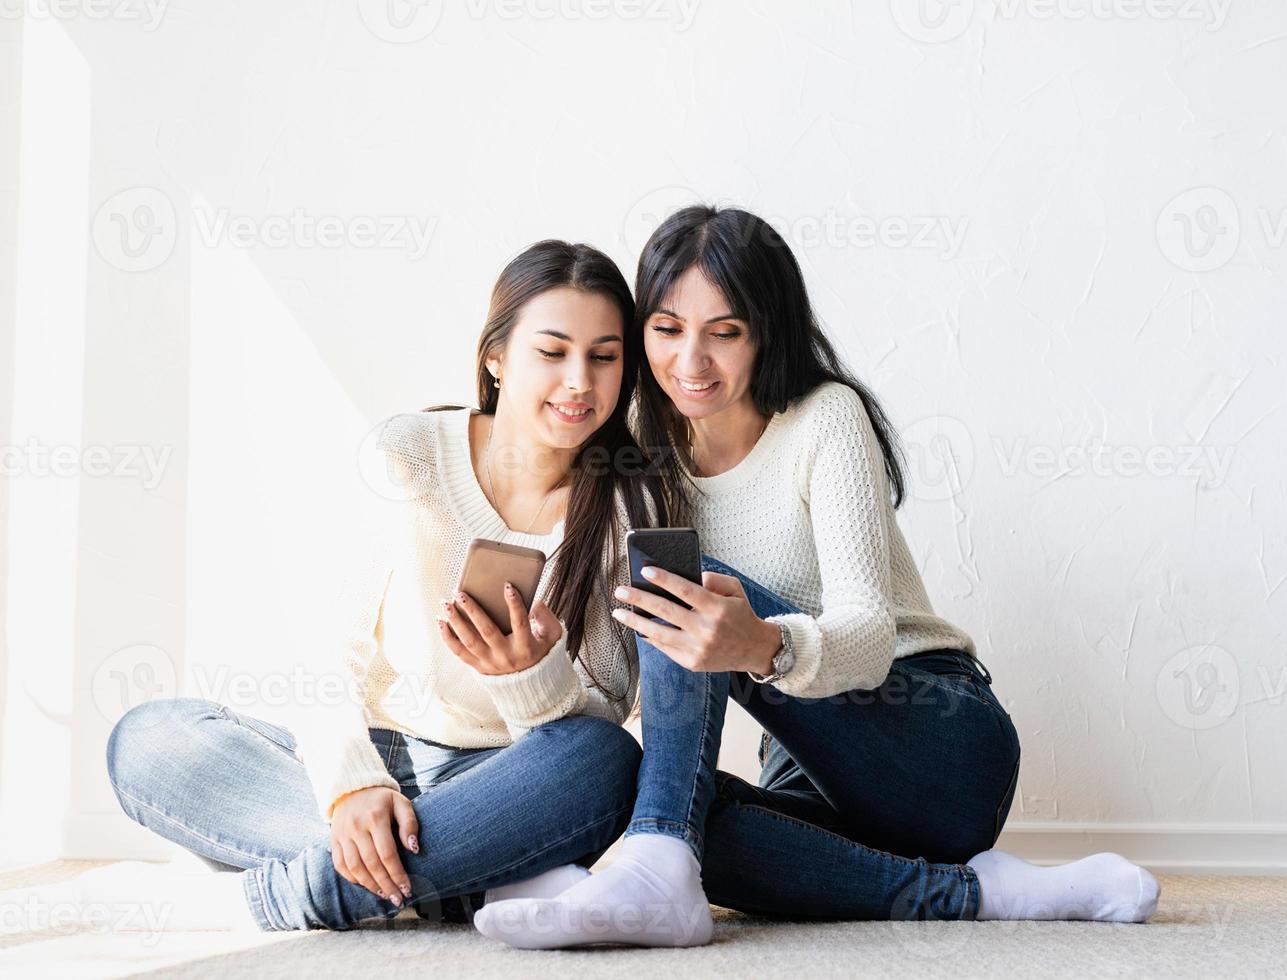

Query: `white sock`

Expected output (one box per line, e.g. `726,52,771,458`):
0,860,261,935
967,850,1160,922
483,863,590,905
473,833,713,949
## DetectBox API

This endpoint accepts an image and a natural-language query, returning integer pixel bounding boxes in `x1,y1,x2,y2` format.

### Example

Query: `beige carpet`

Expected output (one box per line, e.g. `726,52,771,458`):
2,861,1282,979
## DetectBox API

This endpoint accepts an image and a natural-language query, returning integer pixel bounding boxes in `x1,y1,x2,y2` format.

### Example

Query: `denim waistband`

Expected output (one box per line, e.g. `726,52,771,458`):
900,648,993,686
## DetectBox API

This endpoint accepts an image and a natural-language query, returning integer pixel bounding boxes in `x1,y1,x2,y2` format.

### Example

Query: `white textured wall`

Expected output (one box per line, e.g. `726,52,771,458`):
2,0,1284,869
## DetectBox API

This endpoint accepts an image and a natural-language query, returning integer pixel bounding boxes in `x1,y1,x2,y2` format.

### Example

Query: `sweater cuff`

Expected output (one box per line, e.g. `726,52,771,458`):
297,732,401,822
477,633,584,737
762,613,824,698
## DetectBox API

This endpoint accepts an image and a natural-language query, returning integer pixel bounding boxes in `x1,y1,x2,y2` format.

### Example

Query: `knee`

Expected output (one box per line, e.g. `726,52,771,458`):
546,713,641,784
106,697,219,791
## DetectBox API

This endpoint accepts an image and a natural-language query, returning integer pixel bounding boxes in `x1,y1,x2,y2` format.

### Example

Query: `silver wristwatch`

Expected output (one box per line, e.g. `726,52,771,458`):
749,621,795,685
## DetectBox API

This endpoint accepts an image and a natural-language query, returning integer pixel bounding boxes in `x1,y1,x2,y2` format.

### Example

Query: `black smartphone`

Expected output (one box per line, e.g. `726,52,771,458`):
625,528,702,620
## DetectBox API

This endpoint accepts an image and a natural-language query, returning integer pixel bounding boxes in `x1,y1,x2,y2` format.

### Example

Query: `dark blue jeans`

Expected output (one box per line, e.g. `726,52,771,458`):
625,555,1021,922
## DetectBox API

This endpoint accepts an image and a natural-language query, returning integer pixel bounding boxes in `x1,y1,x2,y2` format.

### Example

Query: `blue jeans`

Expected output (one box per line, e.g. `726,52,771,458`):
625,555,1021,922
106,699,641,931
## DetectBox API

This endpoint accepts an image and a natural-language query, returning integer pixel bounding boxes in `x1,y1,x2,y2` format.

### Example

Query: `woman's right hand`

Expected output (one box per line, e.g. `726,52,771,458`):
329,786,420,906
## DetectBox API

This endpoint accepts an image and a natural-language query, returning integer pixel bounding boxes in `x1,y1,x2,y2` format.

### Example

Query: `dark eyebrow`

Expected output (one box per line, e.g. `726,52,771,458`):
535,329,623,344
655,308,743,326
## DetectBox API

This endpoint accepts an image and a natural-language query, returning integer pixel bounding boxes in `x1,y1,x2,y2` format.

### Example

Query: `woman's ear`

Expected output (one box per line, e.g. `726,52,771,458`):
485,354,502,383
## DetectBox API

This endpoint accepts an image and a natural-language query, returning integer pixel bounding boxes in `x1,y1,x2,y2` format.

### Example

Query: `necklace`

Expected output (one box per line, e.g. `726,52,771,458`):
482,416,566,535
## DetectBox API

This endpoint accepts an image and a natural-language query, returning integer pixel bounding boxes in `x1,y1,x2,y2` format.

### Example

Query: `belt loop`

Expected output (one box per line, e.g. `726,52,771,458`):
975,656,993,685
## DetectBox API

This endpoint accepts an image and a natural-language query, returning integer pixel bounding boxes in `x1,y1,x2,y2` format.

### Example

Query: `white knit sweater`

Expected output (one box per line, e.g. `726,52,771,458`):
676,381,977,698
292,408,640,821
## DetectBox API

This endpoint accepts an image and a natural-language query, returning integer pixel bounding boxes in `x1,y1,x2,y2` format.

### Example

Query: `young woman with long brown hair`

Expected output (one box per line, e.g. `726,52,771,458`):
3,240,666,934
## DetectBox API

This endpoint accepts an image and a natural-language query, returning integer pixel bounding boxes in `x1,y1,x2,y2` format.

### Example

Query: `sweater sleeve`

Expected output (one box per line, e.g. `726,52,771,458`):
290,421,418,822
290,523,403,820
764,386,898,697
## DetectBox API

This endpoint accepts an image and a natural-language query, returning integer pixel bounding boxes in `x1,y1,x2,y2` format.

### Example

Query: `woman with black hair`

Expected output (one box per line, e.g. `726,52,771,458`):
475,207,1160,949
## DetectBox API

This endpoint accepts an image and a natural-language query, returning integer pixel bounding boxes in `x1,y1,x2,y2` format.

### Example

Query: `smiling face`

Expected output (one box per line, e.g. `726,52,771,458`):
485,286,626,453
643,265,759,423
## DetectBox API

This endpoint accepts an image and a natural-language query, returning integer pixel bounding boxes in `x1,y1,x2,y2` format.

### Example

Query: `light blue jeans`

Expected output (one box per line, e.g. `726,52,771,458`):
106,701,641,931
625,555,1022,922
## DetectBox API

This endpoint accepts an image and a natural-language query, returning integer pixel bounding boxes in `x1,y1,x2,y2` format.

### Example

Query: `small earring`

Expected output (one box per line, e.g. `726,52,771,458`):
493,375,501,389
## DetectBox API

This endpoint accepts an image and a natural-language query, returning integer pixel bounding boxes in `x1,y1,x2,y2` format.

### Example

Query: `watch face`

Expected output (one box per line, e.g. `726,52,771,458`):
775,647,795,675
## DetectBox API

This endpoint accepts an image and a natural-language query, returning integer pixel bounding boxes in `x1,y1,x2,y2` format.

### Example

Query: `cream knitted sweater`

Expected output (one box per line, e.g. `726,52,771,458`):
293,408,640,820
675,381,977,698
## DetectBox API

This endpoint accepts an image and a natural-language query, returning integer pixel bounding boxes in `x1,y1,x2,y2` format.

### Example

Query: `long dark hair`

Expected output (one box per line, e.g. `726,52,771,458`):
430,240,666,700
632,205,908,518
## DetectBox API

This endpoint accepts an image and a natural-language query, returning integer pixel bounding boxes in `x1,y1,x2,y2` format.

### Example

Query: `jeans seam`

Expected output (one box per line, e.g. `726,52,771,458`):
682,670,713,856
109,776,271,868
992,719,1021,841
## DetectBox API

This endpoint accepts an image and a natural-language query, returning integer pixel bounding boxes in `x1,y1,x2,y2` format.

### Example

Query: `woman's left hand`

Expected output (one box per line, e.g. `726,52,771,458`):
610,566,782,674
438,583,563,676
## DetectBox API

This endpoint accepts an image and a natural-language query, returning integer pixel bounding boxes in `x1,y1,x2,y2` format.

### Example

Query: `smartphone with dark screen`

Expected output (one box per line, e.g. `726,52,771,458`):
625,528,702,619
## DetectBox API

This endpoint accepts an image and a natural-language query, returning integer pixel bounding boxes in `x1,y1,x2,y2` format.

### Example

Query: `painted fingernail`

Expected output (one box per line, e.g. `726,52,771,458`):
614,586,628,599
641,566,657,579
456,592,468,603
389,893,402,907
505,582,515,596
612,609,625,620
400,883,412,898
408,835,419,852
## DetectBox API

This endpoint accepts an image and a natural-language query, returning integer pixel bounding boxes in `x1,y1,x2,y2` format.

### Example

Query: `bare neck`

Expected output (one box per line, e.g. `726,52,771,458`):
686,399,771,478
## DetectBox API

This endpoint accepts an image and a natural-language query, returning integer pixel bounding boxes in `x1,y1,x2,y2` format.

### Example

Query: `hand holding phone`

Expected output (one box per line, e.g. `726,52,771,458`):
441,538,563,676
454,538,546,636
625,528,702,621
